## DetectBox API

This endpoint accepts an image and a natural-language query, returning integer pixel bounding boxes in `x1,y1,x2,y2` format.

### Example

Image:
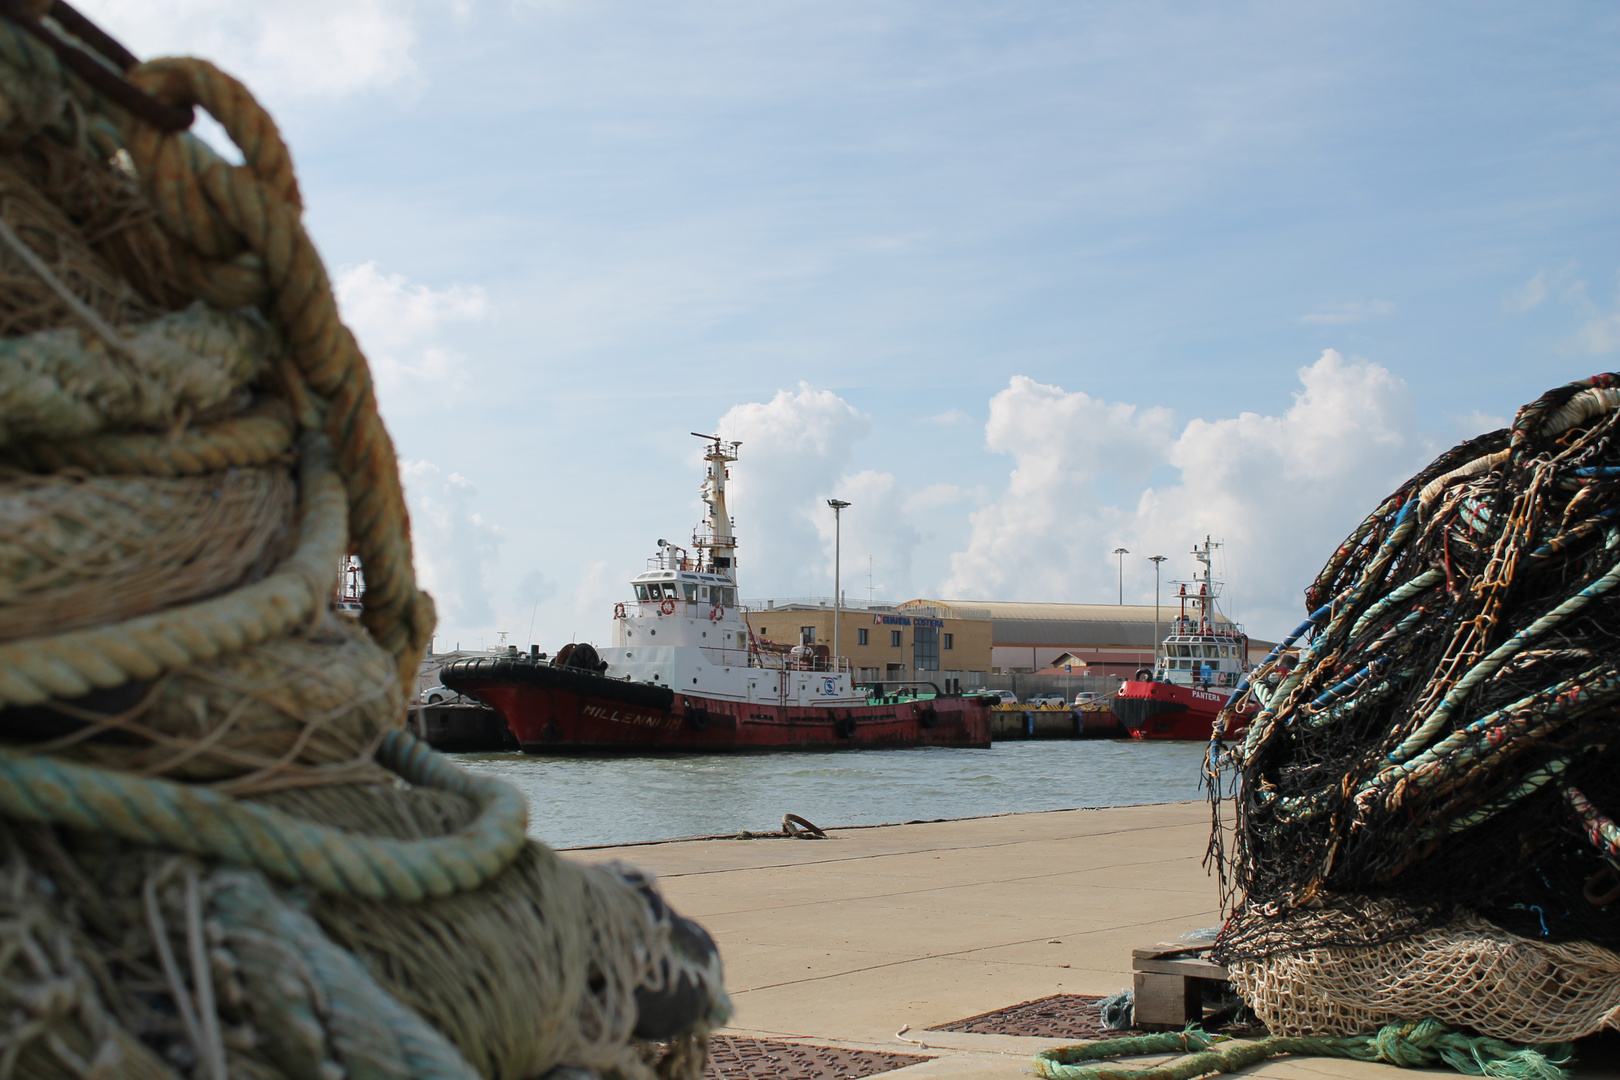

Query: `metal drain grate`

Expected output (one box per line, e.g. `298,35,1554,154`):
928,994,1115,1039
707,1035,929,1080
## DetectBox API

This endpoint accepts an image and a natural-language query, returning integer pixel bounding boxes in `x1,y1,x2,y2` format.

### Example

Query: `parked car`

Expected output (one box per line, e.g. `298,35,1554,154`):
1072,691,1102,705
419,684,459,705
1028,694,1067,707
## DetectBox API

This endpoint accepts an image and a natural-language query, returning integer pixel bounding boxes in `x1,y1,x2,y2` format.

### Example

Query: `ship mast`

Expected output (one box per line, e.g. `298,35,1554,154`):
691,433,740,579
1191,535,1219,633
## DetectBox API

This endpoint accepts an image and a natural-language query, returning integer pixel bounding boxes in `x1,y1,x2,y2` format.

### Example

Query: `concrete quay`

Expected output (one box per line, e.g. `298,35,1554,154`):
574,801,1616,1080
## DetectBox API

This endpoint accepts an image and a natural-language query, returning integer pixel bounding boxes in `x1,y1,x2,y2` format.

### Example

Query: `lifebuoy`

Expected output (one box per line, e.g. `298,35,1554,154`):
709,603,724,621
659,598,675,615
614,602,626,619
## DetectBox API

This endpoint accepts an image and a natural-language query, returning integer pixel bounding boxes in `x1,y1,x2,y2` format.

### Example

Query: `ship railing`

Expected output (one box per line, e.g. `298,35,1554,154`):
620,598,739,618
744,653,851,673
786,656,850,673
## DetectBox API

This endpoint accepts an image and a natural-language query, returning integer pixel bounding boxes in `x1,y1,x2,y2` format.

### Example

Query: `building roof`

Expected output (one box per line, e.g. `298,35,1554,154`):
895,599,1263,650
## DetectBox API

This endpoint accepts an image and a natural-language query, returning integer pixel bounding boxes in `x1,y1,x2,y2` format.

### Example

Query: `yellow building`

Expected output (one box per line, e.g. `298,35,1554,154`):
745,596,1272,685
746,602,993,680
897,599,1273,678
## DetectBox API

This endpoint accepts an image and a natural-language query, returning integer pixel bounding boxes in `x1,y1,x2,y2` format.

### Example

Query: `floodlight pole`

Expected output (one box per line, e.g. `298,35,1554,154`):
1112,547,1130,605
828,499,851,671
1149,555,1168,672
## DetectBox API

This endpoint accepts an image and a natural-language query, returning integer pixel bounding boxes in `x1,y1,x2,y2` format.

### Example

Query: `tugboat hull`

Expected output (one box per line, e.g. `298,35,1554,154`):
441,657,993,753
1112,680,1253,741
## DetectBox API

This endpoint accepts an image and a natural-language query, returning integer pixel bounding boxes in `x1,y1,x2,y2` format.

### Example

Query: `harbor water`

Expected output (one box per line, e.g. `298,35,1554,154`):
453,739,1212,849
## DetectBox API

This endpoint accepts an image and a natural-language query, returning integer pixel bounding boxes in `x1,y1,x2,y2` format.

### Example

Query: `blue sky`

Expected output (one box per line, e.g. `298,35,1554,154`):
87,2,1620,649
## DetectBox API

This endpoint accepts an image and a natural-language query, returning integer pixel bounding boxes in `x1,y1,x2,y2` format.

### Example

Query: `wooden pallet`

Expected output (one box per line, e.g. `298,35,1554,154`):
1131,945,1229,1030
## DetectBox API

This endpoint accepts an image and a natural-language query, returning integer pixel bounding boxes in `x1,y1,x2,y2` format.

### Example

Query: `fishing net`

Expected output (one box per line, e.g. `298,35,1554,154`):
0,4,728,1078
1206,374,1620,1041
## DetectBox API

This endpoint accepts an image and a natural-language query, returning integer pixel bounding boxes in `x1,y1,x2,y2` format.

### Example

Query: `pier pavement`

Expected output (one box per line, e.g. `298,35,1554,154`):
576,800,1616,1080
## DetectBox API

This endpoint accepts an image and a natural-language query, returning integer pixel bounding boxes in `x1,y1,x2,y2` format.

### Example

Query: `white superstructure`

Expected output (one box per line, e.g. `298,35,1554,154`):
602,434,866,706
1153,537,1250,690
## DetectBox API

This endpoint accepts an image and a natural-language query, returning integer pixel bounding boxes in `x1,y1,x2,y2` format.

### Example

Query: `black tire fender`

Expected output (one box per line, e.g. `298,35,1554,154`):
918,706,938,729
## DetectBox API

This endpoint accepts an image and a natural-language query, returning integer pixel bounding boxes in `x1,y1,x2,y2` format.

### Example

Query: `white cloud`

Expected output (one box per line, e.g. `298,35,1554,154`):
819,470,923,602
713,384,935,602
401,460,504,632
571,561,613,618
943,353,1435,640
1300,299,1395,325
1505,263,1577,314
71,0,427,101
717,383,869,596
921,408,971,425
1507,270,1551,314
1450,410,1508,440
941,375,1174,602
1568,280,1620,355
903,483,965,512
334,262,489,415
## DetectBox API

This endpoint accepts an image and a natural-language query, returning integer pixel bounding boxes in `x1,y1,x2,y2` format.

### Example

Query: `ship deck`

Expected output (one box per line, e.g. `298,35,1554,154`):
572,801,1618,1080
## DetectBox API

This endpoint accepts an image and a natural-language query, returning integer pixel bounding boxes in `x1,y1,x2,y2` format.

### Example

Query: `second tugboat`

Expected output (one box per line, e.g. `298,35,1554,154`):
441,434,993,753
1112,537,1257,741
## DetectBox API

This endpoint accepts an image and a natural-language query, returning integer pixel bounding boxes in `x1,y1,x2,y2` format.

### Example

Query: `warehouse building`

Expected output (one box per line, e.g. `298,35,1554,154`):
745,599,993,682
896,599,1272,680
746,596,1272,684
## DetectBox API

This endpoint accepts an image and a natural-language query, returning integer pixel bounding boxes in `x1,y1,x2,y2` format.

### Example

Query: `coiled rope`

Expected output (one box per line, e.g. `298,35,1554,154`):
0,730,527,900
0,430,346,706
1202,372,1620,1043
0,8,728,1077
0,15,434,696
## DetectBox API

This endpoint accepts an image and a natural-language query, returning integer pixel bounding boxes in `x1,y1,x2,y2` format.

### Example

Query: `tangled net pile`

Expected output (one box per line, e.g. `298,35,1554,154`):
0,3,726,1078
1206,372,1620,1044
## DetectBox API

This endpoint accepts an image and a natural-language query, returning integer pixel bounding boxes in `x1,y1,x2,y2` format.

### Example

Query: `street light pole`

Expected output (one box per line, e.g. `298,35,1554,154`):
828,499,851,670
1149,555,1167,674
1112,547,1129,605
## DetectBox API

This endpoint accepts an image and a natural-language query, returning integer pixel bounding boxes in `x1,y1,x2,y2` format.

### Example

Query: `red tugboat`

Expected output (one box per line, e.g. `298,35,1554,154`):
441,434,993,753
1112,538,1257,741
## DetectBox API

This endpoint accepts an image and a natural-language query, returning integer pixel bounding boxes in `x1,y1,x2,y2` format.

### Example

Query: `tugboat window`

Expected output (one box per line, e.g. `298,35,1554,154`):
913,626,940,671
634,584,650,601
682,583,697,600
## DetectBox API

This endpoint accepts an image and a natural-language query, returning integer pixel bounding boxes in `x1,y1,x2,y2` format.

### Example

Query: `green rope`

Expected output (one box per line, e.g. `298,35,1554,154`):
210,868,482,1080
1032,1022,1573,1080
0,731,528,900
